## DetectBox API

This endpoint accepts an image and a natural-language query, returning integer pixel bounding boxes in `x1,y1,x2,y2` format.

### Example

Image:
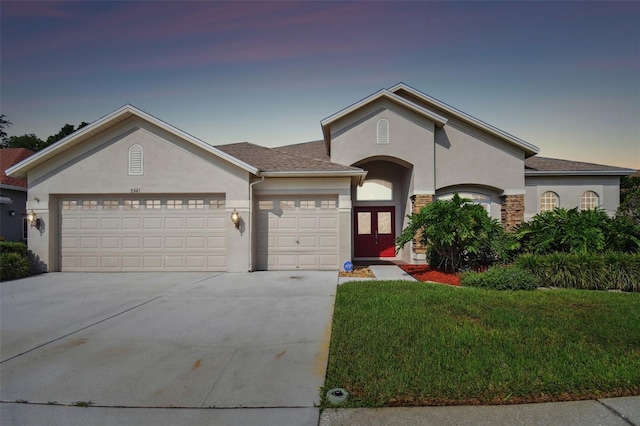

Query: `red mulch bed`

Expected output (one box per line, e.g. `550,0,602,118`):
399,264,460,286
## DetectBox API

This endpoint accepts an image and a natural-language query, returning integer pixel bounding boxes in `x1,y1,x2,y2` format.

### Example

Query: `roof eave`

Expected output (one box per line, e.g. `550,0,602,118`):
6,105,259,178
261,169,368,185
525,170,636,177
320,89,448,149
389,83,540,157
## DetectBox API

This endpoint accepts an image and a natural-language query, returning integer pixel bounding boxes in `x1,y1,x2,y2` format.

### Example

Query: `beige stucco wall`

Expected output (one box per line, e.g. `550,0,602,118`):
330,99,435,194
26,116,251,272
524,175,621,220
434,118,525,193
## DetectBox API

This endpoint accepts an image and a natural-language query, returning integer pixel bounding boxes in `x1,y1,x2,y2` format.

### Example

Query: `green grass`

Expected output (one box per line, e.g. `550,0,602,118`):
322,281,640,408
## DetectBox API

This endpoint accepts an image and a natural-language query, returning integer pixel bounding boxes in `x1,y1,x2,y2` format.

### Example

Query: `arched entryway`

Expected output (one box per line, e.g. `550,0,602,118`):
352,157,413,261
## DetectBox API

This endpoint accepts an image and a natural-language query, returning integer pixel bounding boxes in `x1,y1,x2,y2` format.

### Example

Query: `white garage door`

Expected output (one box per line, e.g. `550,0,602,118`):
60,196,226,271
256,196,339,270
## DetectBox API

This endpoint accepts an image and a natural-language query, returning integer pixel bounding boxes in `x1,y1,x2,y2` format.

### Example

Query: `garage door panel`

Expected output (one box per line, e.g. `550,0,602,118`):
122,218,141,229
143,218,163,229
143,237,163,249
186,236,206,249
256,196,338,270
165,217,184,229
101,237,120,249
60,196,226,271
101,256,120,269
165,236,184,249
80,237,99,249
80,218,99,229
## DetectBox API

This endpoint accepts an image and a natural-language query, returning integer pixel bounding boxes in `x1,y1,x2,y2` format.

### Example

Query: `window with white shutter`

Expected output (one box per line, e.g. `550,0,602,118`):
377,119,389,144
128,144,143,175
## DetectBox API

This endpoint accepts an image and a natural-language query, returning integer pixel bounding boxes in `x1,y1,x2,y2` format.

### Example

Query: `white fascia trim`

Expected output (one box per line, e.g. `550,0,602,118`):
0,183,27,192
6,104,259,178
411,190,436,196
502,190,526,196
389,83,540,156
525,170,635,177
261,170,367,178
320,89,448,143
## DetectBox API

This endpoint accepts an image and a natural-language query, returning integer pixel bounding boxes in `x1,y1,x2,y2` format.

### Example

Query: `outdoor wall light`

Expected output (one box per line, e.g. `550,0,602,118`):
231,209,240,229
27,210,41,229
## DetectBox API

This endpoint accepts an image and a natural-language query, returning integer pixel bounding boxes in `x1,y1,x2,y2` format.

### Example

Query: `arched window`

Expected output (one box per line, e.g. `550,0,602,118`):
356,179,393,201
128,144,143,175
580,191,599,210
540,191,559,212
437,192,491,214
377,119,389,144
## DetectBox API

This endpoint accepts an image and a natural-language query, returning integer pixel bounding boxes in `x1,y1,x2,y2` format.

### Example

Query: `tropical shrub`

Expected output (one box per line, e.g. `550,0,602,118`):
460,266,540,291
395,194,516,272
617,175,640,225
515,252,640,292
516,207,639,255
0,252,30,281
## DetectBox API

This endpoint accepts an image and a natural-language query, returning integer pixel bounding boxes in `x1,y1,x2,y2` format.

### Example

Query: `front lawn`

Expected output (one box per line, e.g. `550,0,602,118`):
322,281,640,407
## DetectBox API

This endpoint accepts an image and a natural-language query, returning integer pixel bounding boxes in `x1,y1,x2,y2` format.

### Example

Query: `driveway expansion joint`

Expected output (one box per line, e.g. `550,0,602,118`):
598,399,637,426
0,295,162,364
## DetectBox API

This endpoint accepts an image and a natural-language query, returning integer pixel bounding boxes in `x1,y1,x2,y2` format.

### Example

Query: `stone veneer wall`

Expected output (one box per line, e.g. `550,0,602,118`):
501,194,524,231
410,194,433,254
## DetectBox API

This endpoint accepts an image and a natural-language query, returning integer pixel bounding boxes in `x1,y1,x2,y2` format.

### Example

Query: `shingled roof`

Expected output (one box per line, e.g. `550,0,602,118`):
215,142,362,173
525,156,635,175
1,148,35,189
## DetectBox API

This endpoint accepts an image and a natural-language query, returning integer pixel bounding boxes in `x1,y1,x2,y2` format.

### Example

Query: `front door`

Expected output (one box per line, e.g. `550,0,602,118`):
354,207,395,258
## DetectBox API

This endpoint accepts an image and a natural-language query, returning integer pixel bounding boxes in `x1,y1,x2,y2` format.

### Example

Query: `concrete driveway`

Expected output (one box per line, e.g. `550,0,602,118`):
0,271,337,425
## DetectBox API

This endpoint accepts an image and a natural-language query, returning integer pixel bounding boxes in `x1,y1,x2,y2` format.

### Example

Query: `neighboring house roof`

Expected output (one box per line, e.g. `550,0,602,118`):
1,148,35,189
5,105,259,179
525,156,636,176
389,83,540,157
216,142,366,180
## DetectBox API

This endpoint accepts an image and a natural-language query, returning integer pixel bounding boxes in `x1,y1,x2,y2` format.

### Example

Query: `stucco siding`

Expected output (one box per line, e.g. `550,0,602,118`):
330,99,435,193
24,117,251,272
435,117,525,193
524,175,620,219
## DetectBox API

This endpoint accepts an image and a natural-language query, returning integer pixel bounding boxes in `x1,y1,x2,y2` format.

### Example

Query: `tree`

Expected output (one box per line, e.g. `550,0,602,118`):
7,134,44,151
395,194,513,272
618,175,640,225
0,114,11,148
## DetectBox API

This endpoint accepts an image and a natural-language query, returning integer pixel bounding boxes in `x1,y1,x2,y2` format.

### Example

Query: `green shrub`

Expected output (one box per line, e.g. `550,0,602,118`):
396,194,515,272
0,241,28,257
460,266,540,291
517,207,640,255
514,252,640,292
0,252,30,281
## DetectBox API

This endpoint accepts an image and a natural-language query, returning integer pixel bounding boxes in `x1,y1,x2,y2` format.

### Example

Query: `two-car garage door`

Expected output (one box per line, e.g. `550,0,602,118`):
60,195,226,271
255,196,339,270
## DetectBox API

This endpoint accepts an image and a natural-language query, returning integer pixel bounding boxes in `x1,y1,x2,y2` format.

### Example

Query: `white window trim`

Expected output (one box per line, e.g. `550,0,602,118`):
128,144,143,176
377,119,389,144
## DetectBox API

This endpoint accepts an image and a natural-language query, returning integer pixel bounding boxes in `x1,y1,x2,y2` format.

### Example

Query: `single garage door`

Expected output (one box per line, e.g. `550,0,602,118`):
60,195,226,271
256,196,339,270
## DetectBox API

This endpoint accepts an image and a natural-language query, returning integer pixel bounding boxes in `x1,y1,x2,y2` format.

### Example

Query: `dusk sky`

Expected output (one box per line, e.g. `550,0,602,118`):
2,1,638,169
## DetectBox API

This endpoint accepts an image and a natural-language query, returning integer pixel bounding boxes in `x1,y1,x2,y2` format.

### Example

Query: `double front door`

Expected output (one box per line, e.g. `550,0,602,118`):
354,207,395,258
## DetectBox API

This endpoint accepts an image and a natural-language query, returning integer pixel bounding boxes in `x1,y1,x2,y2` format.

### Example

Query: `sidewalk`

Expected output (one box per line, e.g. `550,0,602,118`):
331,265,640,426
320,396,640,426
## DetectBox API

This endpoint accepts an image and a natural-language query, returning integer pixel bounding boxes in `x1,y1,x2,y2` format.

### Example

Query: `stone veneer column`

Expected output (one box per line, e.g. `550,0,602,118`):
410,194,433,255
500,194,524,231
